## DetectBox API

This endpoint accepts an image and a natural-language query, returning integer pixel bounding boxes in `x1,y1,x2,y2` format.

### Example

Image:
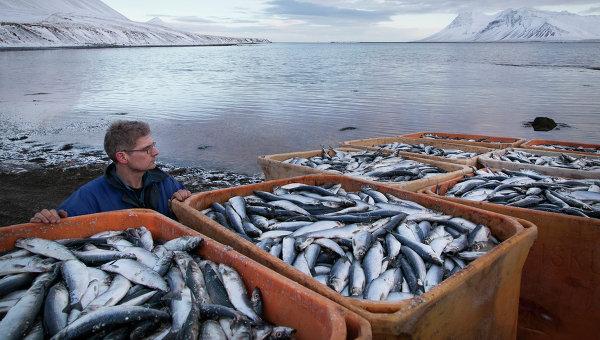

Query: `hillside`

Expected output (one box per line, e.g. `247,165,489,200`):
422,8,600,42
0,0,269,48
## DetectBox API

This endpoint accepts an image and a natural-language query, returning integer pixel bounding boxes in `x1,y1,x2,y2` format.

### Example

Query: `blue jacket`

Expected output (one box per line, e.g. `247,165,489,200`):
58,163,184,219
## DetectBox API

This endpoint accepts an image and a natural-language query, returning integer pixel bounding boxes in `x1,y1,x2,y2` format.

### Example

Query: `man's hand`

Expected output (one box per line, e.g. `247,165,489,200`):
30,209,68,224
171,189,192,202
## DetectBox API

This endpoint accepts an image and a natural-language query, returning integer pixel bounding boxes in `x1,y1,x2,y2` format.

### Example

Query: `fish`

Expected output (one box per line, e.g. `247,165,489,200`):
15,238,76,261
251,287,264,317
200,182,498,302
218,264,262,323
0,267,58,340
162,236,202,252
2,229,295,338
364,268,401,301
200,320,228,339
50,306,170,340
425,264,444,292
0,256,55,276
446,168,600,218
378,142,479,159
363,241,385,284
0,273,36,296
270,326,297,339
283,148,446,183
328,257,351,292
202,263,234,308
490,149,600,171
348,259,366,297
420,133,501,144
531,143,600,155
61,259,90,310
83,274,131,312
123,227,154,251
72,249,137,265
101,259,168,292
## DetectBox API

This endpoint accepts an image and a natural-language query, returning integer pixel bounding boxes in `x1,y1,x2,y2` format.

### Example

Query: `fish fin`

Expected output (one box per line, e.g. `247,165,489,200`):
70,301,83,311
161,291,182,301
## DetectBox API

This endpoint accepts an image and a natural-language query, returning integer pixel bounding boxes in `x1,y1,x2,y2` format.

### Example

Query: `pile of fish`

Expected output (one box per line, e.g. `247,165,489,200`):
444,169,600,218
282,148,446,183
377,142,480,159
489,150,600,171
532,144,600,155
421,133,502,144
0,228,295,340
201,183,498,302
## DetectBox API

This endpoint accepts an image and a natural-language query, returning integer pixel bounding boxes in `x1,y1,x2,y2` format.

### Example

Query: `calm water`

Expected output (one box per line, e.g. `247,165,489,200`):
1,42,599,174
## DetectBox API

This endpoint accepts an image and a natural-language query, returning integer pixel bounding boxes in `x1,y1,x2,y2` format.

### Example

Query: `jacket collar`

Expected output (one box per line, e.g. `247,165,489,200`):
104,162,169,191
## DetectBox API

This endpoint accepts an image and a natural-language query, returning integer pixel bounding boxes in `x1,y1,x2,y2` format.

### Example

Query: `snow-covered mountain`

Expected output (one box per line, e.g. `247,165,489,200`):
146,17,168,27
0,0,269,48
422,8,600,42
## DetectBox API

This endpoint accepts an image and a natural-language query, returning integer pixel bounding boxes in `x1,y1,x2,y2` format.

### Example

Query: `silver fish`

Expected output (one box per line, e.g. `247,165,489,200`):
50,305,170,340
15,238,76,261
101,259,168,292
328,257,351,292
363,241,384,284
352,230,374,261
0,256,54,276
83,274,131,312
365,268,401,301
218,264,261,323
0,267,58,340
61,259,90,310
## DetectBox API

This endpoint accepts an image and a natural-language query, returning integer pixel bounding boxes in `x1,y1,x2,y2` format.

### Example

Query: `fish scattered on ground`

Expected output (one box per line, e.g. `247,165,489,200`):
489,150,600,171
283,148,446,183
444,168,600,218
0,227,295,339
202,182,498,302
377,142,480,159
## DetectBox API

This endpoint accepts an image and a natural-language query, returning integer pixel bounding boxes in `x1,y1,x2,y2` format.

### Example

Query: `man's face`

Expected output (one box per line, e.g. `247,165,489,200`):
124,134,159,171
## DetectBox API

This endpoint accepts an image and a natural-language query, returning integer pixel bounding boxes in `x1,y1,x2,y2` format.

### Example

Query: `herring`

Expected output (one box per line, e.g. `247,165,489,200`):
101,259,168,292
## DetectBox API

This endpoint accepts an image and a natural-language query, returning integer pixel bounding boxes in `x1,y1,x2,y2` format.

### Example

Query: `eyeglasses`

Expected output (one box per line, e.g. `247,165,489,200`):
123,142,157,155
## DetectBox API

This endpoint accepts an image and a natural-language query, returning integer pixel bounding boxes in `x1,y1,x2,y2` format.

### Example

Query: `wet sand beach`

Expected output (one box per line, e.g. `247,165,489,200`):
0,163,260,226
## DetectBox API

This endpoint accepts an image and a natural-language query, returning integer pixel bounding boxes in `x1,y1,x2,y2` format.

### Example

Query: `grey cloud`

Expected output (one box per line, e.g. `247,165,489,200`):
581,6,600,14
377,0,600,14
147,14,260,25
172,16,216,24
274,0,600,15
147,14,177,18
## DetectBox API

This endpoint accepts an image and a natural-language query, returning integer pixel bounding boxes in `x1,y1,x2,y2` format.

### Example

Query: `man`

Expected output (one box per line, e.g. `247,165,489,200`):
30,120,191,223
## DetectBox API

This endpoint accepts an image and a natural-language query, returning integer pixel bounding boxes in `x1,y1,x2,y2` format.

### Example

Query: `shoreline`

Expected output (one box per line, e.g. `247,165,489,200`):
0,42,270,52
0,162,261,226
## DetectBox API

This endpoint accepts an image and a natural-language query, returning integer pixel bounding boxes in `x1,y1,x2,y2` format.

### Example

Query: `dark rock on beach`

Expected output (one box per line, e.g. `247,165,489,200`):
8,135,28,141
59,143,74,151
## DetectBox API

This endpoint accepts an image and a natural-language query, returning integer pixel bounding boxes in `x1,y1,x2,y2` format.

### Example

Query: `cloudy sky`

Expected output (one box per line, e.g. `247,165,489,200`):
103,0,600,42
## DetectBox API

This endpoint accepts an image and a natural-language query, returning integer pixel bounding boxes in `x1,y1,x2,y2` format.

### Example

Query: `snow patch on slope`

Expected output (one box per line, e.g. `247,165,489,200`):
422,8,600,42
0,0,127,22
0,0,269,48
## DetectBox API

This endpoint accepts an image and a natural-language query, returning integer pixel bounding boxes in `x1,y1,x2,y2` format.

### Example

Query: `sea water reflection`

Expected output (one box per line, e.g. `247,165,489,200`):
0,42,599,173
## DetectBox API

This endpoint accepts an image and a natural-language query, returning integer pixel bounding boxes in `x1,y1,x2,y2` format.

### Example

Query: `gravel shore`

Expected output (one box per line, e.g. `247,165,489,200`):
0,163,261,226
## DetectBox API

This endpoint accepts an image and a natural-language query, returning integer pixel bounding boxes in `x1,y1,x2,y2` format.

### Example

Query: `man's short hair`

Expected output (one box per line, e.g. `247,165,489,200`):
104,120,151,161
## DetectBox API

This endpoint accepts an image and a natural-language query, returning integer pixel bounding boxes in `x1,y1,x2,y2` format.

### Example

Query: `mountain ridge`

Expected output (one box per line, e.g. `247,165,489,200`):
421,8,600,42
0,0,269,48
